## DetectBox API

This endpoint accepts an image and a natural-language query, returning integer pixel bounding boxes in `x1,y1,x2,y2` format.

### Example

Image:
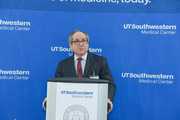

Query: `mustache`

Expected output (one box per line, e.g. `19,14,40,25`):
77,47,85,49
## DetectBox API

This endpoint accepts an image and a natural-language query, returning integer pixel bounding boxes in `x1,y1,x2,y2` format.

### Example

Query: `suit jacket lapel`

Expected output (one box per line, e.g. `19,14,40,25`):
83,52,95,77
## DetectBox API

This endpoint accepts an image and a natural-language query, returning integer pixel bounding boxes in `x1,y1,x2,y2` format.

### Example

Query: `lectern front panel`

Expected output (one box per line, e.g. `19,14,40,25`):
46,79,108,120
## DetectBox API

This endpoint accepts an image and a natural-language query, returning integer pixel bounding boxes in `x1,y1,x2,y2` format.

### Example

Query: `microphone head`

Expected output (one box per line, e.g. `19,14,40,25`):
78,68,82,77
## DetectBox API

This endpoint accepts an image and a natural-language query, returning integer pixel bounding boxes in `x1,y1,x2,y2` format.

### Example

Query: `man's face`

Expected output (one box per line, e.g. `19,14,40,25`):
69,32,89,57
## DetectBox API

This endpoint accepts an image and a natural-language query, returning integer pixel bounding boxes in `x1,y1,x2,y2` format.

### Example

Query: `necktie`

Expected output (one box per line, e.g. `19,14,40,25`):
77,58,83,77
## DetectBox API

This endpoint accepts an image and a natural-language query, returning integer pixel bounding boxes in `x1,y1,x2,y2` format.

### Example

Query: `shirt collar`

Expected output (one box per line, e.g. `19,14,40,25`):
74,52,88,61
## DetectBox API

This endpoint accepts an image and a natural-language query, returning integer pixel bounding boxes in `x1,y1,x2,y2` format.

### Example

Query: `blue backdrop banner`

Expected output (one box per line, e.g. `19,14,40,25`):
0,1,180,120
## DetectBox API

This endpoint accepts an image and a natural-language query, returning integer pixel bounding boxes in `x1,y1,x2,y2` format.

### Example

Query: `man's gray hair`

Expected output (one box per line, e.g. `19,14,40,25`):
68,30,89,44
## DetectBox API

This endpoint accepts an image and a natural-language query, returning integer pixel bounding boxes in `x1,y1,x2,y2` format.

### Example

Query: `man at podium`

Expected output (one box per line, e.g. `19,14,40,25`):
43,30,116,114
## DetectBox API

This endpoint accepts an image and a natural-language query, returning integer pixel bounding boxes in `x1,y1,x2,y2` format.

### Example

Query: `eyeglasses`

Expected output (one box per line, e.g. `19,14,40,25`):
72,40,88,45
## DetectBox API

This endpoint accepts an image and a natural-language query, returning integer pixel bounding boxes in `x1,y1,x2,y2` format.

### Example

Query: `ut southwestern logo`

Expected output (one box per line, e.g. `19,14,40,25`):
122,73,174,85
0,19,31,31
123,24,176,30
61,91,93,95
51,46,102,56
0,69,30,80
123,24,176,35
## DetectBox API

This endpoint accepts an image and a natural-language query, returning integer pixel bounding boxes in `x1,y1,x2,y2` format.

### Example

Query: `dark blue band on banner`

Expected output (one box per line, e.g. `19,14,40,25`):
0,0,180,13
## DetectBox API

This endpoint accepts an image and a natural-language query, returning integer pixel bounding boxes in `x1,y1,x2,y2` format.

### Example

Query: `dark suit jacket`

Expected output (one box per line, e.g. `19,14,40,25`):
55,52,116,102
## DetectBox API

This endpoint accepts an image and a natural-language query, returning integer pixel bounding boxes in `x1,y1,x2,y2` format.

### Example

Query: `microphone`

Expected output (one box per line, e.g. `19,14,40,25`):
79,68,82,77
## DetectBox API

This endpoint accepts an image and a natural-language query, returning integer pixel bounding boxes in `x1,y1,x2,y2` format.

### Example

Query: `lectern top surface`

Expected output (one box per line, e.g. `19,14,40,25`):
47,77,109,83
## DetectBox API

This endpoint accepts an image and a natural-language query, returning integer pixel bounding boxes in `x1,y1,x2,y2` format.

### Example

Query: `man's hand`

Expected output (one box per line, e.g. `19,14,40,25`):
42,97,47,110
107,98,113,113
